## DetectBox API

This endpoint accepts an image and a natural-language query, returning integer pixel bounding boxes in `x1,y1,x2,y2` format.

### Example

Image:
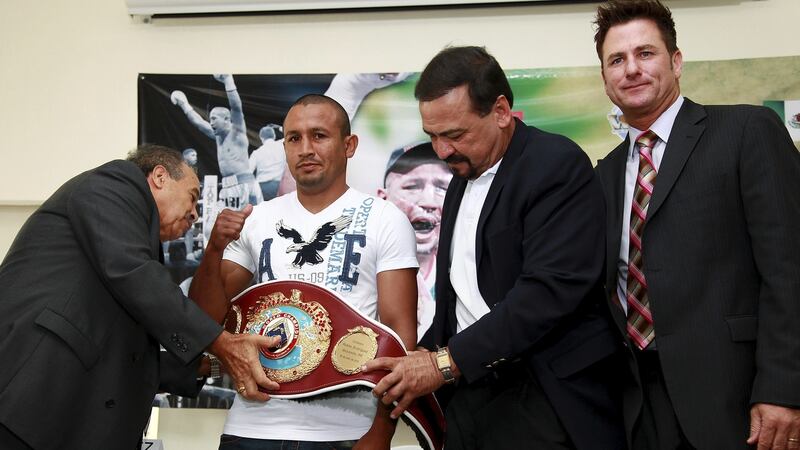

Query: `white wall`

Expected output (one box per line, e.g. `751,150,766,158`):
1,0,799,448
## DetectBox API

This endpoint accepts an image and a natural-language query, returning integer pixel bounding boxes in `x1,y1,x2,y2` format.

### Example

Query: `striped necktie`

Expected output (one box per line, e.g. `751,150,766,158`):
627,130,658,350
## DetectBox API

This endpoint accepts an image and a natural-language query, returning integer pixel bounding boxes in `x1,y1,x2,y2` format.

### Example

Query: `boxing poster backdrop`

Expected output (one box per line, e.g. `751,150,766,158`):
138,55,800,408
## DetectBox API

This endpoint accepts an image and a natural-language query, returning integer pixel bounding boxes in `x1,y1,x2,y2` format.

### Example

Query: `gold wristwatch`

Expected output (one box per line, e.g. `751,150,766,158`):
435,347,455,384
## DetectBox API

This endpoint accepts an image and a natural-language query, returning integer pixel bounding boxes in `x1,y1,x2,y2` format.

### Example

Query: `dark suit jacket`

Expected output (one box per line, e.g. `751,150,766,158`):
433,119,625,450
0,160,222,450
595,99,800,450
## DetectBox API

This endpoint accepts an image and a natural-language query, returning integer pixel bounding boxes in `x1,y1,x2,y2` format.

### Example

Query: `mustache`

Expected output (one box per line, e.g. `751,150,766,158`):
444,154,469,165
296,156,321,166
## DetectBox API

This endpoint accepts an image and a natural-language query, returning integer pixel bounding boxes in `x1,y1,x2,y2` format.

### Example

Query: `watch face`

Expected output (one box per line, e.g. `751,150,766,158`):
436,352,449,369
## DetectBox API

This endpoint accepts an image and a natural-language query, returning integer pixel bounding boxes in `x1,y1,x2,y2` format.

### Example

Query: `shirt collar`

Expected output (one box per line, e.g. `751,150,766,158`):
627,96,684,157
480,157,503,179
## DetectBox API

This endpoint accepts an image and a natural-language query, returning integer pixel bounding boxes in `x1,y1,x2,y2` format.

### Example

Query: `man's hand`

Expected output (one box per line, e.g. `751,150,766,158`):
209,331,280,402
188,205,253,323
170,90,188,108
747,403,800,449
207,204,252,254
362,350,445,419
213,73,237,91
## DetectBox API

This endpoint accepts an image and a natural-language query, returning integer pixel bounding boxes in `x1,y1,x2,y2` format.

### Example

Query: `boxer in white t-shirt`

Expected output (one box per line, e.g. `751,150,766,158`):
190,94,418,450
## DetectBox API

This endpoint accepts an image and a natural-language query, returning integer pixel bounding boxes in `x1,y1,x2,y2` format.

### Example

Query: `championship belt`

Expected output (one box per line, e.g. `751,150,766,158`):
225,280,445,450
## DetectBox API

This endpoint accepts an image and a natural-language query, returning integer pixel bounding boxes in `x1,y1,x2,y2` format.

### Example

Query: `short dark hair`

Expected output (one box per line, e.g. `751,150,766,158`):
414,46,513,117
384,142,447,186
593,0,678,64
127,144,186,179
288,94,351,136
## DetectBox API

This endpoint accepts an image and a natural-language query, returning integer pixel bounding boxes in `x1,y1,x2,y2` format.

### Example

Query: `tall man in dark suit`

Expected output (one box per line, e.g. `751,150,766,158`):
364,46,625,449
592,1,800,449
0,145,279,450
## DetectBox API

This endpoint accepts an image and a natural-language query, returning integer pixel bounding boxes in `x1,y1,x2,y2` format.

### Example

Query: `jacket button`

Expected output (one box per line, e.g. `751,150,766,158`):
105,399,115,408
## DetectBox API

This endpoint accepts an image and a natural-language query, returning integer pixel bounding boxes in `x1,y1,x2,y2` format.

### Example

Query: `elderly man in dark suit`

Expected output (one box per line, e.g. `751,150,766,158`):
592,1,800,449
0,145,279,450
364,46,625,450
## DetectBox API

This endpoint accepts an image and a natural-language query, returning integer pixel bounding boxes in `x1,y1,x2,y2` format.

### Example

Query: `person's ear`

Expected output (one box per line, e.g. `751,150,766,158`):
672,49,683,80
494,95,513,129
149,165,169,189
344,134,359,159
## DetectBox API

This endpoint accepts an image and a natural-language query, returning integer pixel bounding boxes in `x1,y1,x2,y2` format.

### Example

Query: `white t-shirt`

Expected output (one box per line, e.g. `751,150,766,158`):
222,188,418,441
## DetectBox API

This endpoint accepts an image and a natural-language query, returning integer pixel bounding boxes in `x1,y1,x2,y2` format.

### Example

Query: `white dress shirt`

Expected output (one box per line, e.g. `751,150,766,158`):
616,96,684,313
451,158,502,333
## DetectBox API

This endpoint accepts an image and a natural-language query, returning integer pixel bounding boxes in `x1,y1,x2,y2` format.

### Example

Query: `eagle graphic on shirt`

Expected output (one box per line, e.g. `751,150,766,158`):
276,215,352,268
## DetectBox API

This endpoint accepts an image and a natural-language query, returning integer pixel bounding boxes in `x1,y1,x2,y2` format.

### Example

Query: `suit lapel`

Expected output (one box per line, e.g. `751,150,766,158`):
598,141,630,334
647,99,707,220
439,178,467,268
437,177,467,339
475,119,528,267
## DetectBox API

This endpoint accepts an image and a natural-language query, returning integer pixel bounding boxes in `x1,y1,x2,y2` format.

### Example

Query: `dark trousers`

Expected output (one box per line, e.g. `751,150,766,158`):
219,435,357,450
444,367,574,450
0,423,33,450
632,350,695,450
